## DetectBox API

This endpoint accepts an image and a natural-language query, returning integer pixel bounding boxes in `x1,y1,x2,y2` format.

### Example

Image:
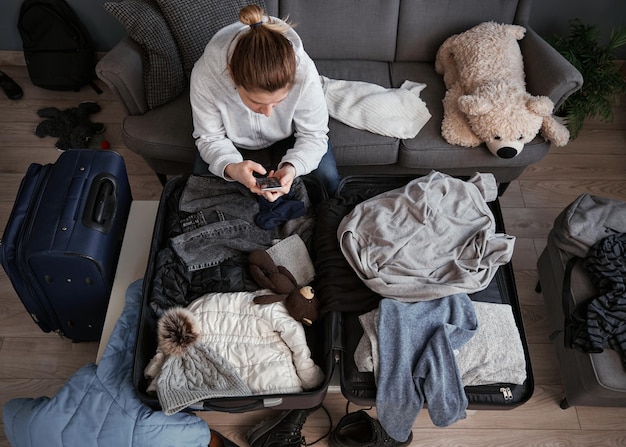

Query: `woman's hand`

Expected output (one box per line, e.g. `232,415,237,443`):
256,164,294,202
224,161,294,202
224,160,266,191
260,163,295,202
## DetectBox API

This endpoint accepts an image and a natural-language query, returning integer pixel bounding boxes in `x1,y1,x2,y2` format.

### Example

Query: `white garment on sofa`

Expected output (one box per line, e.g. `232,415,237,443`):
320,76,431,138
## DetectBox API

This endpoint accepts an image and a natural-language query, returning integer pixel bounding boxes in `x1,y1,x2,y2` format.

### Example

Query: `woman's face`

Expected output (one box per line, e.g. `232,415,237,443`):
236,85,290,117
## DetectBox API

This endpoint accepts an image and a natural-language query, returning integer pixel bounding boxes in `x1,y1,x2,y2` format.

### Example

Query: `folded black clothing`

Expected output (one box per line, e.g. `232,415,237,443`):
313,195,382,315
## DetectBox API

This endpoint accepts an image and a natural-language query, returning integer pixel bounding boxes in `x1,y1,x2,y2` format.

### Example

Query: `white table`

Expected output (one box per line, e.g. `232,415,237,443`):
96,200,158,363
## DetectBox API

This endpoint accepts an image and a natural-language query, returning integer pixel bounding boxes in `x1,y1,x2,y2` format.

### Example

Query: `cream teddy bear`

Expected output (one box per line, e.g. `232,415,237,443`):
435,21,569,158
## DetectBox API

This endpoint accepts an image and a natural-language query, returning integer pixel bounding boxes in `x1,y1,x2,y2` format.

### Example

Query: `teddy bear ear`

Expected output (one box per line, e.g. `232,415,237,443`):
458,94,493,116
277,265,297,286
249,263,276,290
526,95,554,117
504,24,526,40
249,250,277,272
253,293,287,305
268,272,297,294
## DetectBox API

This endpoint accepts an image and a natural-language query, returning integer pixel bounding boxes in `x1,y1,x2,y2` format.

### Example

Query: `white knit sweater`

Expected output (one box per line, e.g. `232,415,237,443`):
320,76,431,138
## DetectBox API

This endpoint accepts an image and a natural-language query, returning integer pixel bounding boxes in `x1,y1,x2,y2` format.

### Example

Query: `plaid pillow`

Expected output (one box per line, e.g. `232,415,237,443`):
104,0,185,109
154,0,266,77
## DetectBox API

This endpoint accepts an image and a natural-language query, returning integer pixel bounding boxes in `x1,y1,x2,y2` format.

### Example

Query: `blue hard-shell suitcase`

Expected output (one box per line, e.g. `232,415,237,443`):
0,149,132,341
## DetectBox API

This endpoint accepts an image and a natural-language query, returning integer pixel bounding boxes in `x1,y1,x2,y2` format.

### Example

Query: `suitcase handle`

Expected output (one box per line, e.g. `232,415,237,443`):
83,173,117,234
201,397,282,412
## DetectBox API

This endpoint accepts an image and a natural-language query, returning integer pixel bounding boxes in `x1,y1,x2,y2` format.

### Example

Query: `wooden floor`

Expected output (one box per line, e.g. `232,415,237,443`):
0,61,625,447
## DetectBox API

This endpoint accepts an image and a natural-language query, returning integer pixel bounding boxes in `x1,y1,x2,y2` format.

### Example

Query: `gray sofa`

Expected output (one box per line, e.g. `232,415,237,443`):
96,0,582,191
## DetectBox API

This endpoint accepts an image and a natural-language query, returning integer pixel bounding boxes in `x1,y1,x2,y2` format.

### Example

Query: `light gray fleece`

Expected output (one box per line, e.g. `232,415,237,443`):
189,17,329,180
337,171,515,302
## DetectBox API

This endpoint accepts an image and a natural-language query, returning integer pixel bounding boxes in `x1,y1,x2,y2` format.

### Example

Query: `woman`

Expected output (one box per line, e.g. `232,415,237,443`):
190,4,340,200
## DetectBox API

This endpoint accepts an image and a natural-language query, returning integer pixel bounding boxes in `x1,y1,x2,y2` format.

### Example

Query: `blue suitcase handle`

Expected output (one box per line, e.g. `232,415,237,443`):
82,173,118,234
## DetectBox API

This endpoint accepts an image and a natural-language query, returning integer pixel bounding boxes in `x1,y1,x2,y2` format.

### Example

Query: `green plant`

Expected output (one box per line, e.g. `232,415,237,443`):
548,19,626,139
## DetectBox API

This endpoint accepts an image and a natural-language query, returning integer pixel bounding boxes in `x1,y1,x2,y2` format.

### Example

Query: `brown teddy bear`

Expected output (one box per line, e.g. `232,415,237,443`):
435,21,570,158
248,250,320,325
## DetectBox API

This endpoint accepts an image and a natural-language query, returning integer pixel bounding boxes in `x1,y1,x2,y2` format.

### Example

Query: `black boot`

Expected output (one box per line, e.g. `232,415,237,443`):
329,410,413,447
247,409,310,447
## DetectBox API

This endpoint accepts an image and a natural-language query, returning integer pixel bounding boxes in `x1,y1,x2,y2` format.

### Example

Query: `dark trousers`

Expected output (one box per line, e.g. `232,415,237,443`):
194,136,341,196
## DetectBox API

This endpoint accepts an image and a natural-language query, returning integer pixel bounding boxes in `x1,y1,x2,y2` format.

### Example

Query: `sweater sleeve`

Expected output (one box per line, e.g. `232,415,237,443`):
190,64,244,179
279,57,330,177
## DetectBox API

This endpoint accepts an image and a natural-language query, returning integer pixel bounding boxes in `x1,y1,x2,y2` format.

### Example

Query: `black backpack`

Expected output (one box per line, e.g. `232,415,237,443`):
18,0,99,92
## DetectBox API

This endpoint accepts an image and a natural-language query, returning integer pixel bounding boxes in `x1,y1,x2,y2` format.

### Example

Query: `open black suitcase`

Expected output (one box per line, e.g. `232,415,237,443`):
133,174,335,412
0,149,132,341
316,175,534,410
134,173,533,413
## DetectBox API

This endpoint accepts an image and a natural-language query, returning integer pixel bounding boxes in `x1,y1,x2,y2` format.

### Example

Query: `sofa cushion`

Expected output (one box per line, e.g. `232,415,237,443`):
104,0,185,109
395,0,520,62
155,0,266,76
280,0,399,61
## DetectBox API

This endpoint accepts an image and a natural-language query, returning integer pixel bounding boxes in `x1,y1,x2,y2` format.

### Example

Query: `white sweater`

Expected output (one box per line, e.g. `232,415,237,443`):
189,18,329,179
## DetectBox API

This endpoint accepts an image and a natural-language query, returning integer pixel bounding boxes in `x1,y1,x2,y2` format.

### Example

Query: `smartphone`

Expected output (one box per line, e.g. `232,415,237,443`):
256,176,283,191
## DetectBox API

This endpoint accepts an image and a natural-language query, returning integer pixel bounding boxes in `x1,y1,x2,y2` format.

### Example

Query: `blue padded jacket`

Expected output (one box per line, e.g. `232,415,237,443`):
3,280,211,447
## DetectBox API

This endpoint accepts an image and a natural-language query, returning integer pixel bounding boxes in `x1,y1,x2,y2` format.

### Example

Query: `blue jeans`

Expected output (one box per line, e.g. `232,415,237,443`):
194,136,341,196
313,141,341,197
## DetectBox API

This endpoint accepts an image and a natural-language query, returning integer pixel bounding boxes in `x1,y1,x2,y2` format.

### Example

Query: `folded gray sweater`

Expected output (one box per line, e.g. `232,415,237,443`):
338,171,515,301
